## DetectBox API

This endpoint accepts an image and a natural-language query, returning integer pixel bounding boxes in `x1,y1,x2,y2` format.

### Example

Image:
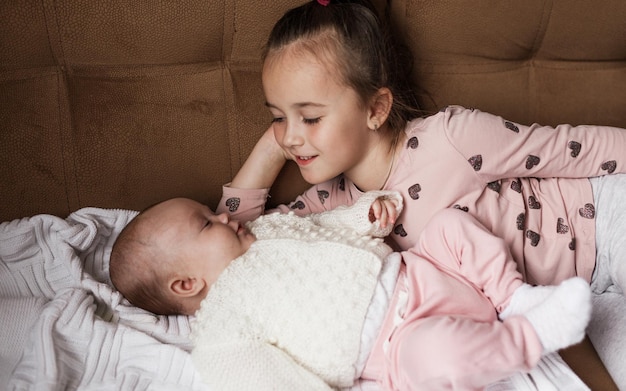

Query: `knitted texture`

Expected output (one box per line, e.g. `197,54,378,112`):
308,190,403,239
0,297,47,382
191,191,399,390
1,208,208,390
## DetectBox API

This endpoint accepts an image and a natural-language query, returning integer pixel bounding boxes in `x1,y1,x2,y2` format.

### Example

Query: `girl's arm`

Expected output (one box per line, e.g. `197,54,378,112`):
229,126,288,190
217,176,357,222
215,126,287,221
443,106,626,180
216,127,358,221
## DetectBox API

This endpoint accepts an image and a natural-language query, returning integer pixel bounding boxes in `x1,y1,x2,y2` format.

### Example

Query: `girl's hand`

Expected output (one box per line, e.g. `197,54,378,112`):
229,126,289,189
369,196,399,228
263,126,291,162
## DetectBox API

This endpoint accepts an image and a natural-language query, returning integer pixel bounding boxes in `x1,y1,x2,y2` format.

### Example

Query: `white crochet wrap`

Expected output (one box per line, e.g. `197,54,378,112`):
190,191,402,391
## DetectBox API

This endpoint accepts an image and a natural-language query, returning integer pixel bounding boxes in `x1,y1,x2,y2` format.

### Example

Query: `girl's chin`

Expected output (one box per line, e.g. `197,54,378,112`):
299,168,339,185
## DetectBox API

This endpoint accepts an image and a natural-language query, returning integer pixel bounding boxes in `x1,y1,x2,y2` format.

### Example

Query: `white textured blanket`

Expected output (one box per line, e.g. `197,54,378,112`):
0,207,209,390
0,207,589,391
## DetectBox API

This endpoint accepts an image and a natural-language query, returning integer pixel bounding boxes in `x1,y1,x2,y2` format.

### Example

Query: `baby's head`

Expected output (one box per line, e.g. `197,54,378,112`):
262,0,421,135
109,198,256,316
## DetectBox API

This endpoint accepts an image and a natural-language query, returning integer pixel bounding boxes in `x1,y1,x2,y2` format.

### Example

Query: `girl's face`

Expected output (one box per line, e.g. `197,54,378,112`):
262,48,386,189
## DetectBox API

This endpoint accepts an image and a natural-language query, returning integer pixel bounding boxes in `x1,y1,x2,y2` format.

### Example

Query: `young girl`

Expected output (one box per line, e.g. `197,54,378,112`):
216,0,626,386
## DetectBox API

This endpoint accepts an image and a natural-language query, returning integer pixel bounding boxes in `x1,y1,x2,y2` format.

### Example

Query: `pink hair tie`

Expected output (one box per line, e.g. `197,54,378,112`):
317,0,330,5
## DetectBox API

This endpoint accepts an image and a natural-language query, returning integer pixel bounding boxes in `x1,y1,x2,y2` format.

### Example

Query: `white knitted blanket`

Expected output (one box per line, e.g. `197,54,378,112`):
0,207,209,391
0,206,590,391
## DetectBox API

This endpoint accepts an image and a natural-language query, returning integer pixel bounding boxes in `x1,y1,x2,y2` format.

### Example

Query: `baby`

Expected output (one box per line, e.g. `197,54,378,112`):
109,191,591,391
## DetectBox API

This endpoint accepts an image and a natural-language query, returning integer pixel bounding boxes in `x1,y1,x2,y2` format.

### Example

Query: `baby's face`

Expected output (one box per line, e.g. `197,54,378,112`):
151,198,256,289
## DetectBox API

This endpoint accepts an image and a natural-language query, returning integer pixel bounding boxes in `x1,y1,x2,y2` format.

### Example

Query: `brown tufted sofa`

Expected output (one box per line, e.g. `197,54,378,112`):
1,1,623,389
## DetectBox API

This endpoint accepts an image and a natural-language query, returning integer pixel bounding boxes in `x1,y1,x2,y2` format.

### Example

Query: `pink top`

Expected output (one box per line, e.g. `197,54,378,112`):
218,106,626,285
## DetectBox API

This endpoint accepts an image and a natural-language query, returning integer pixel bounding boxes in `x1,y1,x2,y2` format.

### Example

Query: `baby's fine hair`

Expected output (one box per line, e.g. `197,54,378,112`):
109,207,184,316
264,0,423,138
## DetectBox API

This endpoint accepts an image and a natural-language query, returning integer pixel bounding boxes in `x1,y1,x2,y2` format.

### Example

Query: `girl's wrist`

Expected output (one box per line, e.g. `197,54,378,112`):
261,126,287,161
229,127,287,189
261,126,289,162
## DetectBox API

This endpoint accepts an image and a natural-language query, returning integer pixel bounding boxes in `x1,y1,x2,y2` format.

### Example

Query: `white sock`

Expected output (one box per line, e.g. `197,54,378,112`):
499,283,556,320
522,277,591,353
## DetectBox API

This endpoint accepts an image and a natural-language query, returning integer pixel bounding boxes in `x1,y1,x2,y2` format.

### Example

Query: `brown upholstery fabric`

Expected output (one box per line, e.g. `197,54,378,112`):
392,0,626,129
0,1,623,388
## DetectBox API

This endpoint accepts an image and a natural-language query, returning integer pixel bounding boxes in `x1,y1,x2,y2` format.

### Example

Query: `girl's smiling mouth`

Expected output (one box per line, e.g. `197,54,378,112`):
295,155,316,165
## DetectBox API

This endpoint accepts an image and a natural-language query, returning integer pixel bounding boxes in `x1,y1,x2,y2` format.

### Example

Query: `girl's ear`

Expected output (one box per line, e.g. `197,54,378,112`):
367,87,393,130
169,276,206,298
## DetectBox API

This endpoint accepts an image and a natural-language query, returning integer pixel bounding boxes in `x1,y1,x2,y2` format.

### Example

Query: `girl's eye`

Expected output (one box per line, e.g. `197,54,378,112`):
303,117,321,125
271,117,284,124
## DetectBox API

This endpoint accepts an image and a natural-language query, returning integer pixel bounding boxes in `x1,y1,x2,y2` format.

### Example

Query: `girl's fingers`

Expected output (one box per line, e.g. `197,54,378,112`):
379,206,388,228
369,201,381,222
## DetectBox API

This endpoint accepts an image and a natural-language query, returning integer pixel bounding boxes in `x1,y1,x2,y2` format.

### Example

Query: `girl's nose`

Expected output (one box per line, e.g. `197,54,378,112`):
216,212,229,224
281,122,304,148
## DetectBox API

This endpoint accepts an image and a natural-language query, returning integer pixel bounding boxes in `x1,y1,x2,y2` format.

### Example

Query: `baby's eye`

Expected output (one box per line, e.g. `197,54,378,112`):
303,117,321,125
271,117,285,124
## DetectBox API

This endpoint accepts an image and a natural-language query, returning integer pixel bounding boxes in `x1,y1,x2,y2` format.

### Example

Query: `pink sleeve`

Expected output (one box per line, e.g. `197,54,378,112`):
443,106,626,181
267,177,360,216
216,185,270,222
216,176,360,222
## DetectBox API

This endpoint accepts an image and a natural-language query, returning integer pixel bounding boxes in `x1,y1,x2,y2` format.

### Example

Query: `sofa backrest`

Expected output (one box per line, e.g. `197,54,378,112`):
393,0,626,127
1,0,625,221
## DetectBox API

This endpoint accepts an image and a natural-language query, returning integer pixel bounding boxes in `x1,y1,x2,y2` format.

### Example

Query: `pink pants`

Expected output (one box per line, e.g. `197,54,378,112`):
363,209,543,390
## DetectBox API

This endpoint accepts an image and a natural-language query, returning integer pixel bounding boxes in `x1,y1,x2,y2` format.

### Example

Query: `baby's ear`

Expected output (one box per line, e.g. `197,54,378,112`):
169,277,205,298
